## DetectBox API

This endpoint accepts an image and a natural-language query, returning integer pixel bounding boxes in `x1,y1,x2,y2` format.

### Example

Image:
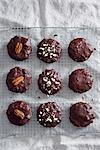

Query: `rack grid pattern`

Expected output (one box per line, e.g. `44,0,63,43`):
0,27,100,138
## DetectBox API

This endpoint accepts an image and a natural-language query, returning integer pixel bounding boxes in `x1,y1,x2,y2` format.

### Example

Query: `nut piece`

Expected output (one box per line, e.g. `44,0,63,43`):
14,109,25,119
12,76,24,86
15,42,23,54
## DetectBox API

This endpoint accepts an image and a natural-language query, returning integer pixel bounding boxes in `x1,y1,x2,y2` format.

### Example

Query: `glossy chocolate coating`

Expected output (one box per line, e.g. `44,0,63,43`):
6,67,32,93
69,102,95,127
69,69,93,93
6,101,32,126
68,38,95,62
38,69,62,95
7,36,32,61
37,102,61,127
37,39,62,63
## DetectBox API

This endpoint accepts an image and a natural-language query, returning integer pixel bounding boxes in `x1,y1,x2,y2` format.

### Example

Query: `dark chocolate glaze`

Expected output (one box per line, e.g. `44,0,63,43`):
69,69,93,93
7,36,32,61
6,67,32,93
6,101,32,126
69,102,95,127
68,38,95,62
37,102,61,127
37,39,62,63
38,69,62,95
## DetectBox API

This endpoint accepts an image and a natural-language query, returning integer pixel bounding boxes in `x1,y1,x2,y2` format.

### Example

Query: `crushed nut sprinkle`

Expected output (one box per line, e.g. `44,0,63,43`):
15,42,23,54
12,76,24,86
45,116,52,122
14,109,25,119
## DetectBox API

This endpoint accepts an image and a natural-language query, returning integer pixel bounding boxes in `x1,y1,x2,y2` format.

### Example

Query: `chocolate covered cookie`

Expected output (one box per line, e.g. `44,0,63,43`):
69,69,93,93
68,38,95,62
7,36,32,61
37,102,61,127
37,39,62,63
6,101,32,126
69,102,95,127
6,67,32,93
38,69,62,95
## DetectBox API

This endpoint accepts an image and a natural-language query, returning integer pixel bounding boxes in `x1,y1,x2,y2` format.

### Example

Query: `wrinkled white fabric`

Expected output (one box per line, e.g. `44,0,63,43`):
0,0,100,27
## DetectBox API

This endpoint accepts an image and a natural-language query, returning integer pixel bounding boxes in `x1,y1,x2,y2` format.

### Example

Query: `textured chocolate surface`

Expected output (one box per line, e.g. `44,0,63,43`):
68,38,95,62
38,69,62,95
37,38,62,63
37,102,61,127
69,102,95,127
69,69,93,93
6,101,32,126
6,67,32,93
7,36,32,61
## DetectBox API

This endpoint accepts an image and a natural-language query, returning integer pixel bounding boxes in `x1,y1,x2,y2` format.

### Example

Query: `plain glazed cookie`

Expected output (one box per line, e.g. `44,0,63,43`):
68,38,95,62
7,36,32,61
69,102,95,127
38,69,62,95
6,101,32,126
6,67,32,93
37,38,62,63
37,102,61,127
69,69,93,93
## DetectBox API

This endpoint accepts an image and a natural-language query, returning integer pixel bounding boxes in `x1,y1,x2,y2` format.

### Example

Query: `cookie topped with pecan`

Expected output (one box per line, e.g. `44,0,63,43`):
6,67,32,93
37,39,62,63
38,69,62,95
6,101,32,126
7,36,32,61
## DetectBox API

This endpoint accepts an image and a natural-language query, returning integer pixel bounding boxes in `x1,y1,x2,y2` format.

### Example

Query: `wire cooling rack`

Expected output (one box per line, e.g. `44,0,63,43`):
0,27,100,138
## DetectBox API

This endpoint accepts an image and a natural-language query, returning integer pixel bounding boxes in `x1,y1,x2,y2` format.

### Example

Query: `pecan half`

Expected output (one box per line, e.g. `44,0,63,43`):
14,109,25,119
15,42,23,54
12,76,24,86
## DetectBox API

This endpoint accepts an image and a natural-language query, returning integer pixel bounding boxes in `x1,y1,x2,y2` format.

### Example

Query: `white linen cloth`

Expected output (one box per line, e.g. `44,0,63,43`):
0,0,100,150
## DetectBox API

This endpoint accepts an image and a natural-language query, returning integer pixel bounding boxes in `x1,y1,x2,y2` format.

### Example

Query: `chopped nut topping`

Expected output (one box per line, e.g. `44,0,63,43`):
46,80,51,86
44,53,48,57
50,53,53,56
45,108,49,112
12,76,24,86
43,51,46,55
46,71,51,76
39,47,45,50
14,109,25,119
53,54,57,57
50,55,53,58
55,81,60,85
47,47,51,52
45,116,52,122
54,117,59,121
48,90,51,94
43,77,48,82
51,78,55,82
43,44,48,46
15,42,23,54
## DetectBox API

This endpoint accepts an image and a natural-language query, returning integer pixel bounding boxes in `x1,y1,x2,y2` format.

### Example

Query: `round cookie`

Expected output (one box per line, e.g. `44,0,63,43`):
69,69,93,93
69,102,95,127
37,102,61,127
68,38,95,62
38,69,62,95
6,101,32,126
7,36,32,61
37,38,62,63
6,67,32,93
